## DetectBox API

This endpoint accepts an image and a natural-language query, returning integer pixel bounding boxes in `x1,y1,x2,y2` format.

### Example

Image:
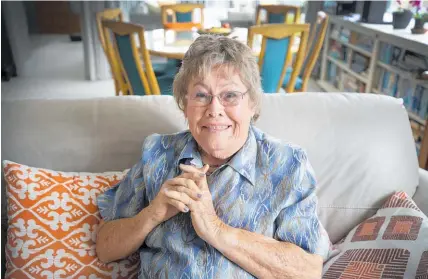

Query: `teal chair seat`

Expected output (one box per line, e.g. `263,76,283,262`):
153,63,168,75
157,75,175,95
281,67,303,91
153,59,179,77
130,74,174,96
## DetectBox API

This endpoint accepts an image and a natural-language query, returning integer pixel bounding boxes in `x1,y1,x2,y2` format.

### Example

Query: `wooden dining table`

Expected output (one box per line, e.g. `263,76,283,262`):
144,28,299,59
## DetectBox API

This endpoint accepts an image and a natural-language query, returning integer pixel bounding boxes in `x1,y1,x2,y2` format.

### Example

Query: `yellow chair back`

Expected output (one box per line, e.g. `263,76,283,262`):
161,4,204,30
101,21,161,96
299,11,329,92
248,23,310,93
96,9,124,95
255,5,301,25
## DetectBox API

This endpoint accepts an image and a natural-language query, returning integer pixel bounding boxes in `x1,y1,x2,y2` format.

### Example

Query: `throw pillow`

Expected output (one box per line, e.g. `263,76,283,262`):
3,160,138,279
322,191,428,279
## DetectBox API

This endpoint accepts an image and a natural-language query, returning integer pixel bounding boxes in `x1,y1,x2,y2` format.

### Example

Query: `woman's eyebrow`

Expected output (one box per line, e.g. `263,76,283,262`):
218,82,241,91
193,81,240,92
218,80,239,87
193,82,209,90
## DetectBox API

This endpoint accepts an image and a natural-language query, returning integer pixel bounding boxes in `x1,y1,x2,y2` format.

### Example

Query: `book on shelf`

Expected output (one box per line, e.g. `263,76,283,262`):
414,86,428,120
339,28,350,42
328,42,341,84
351,53,369,73
373,67,382,90
355,37,374,52
380,43,393,92
418,88,428,120
402,79,413,109
403,51,428,70
341,72,366,93
349,32,374,53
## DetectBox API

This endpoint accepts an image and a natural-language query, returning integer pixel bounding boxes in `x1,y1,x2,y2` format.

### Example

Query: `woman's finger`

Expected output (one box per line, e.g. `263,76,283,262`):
164,187,195,206
179,165,210,190
167,177,201,193
180,172,206,182
165,198,189,213
202,164,210,173
179,164,208,176
169,185,202,200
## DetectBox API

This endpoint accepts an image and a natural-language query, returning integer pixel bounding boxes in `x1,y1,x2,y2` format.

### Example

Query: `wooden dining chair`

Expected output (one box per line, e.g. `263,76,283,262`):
255,5,301,25
96,8,172,95
248,23,310,93
161,3,204,31
101,20,174,96
418,121,428,170
282,11,329,92
96,9,124,95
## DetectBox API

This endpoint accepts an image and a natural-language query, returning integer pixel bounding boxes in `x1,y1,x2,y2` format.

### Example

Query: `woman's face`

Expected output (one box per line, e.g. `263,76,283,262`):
184,66,255,160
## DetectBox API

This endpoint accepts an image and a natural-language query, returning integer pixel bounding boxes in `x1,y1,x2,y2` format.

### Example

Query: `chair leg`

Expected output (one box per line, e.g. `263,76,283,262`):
114,80,120,96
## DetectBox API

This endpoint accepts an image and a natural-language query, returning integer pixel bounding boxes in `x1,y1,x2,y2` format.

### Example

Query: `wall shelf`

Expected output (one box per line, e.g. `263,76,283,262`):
330,34,372,57
318,15,428,164
327,56,369,83
408,111,426,126
377,61,428,87
318,80,341,93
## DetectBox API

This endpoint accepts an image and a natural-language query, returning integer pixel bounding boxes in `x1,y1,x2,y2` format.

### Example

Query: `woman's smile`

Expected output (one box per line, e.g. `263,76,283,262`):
201,124,233,133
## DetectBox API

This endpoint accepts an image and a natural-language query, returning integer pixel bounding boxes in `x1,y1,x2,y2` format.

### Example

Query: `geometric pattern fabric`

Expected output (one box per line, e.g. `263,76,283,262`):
3,161,138,279
323,191,428,279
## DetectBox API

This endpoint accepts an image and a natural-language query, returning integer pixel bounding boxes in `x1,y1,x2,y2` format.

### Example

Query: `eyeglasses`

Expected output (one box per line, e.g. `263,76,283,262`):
186,91,248,107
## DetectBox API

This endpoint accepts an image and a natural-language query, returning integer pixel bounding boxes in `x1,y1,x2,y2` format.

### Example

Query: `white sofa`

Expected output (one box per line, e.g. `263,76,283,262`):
2,93,428,272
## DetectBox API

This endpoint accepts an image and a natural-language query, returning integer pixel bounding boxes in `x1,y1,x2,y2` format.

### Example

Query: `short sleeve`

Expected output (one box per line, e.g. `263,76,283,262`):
97,157,146,222
274,150,330,260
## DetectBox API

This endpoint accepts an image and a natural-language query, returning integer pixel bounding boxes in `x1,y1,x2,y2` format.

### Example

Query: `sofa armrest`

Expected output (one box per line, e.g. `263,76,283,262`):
414,168,428,215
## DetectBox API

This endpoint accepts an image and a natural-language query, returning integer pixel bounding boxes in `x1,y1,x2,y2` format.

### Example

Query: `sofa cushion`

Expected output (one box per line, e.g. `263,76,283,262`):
2,94,419,244
322,191,428,278
3,160,138,278
257,93,419,243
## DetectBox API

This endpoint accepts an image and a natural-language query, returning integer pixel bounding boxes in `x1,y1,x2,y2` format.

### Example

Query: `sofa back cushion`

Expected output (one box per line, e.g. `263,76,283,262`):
2,93,419,243
257,93,419,242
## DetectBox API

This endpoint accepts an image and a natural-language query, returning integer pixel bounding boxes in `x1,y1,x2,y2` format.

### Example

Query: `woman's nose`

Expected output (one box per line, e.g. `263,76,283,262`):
206,95,224,117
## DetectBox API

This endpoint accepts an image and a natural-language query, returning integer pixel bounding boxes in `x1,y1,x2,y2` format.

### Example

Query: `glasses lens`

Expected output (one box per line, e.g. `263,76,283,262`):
221,92,240,106
190,92,210,106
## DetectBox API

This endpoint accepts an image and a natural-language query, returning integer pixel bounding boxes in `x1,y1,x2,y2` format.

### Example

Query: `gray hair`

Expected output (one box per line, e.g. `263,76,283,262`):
172,35,263,121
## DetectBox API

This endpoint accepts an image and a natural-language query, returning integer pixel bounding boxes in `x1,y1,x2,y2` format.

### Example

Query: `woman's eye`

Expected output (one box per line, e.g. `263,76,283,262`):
224,92,238,99
195,92,208,98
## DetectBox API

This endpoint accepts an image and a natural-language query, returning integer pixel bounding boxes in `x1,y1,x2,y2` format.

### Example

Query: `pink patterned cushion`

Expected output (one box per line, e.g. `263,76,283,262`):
323,191,428,279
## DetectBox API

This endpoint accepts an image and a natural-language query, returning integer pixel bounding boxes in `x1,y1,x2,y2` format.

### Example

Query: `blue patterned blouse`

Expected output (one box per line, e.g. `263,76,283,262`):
97,126,330,278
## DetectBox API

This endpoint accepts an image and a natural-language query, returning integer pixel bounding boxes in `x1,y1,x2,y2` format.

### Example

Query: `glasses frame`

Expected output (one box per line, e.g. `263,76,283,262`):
185,90,249,107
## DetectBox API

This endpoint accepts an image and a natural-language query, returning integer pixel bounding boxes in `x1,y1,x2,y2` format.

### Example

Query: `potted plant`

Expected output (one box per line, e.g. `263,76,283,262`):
410,0,427,34
393,0,414,29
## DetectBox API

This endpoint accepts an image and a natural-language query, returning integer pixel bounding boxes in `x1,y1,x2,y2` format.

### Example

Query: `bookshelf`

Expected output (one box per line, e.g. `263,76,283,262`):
318,15,428,162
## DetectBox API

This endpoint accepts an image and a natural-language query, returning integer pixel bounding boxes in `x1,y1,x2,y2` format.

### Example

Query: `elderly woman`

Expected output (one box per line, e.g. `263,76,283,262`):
96,35,330,278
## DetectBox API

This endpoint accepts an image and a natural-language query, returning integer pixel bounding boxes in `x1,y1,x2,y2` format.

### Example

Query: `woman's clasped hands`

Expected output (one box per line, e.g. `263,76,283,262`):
148,164,225,244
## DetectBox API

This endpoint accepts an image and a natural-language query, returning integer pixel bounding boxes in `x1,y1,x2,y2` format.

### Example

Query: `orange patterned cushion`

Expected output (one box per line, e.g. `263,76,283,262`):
3,160,139,279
